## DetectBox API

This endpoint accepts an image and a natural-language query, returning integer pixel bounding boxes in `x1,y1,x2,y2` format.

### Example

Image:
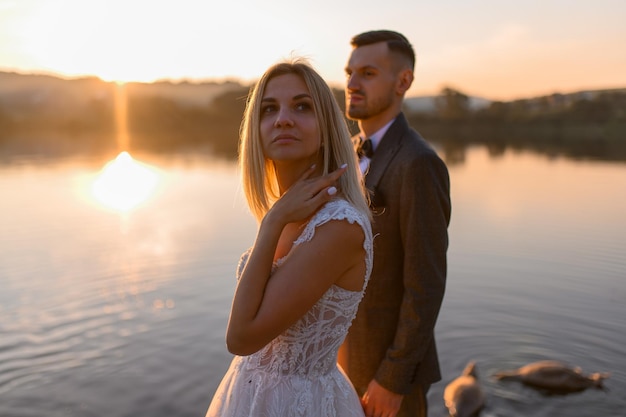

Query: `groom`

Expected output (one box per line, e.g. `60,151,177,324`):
339,30,451,417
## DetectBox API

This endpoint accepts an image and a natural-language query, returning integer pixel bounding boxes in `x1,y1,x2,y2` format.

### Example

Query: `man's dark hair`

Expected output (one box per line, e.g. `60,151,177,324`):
350,30,415,70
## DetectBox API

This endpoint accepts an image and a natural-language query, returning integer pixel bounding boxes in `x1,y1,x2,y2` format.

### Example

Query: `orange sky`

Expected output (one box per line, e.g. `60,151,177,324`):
1,0,625,100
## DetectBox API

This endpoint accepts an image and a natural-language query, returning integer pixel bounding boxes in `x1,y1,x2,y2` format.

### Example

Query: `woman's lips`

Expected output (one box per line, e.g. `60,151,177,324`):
272,134,298,143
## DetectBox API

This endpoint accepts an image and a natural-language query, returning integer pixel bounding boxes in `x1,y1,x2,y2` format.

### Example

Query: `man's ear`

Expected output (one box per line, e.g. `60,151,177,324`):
396,69,414,95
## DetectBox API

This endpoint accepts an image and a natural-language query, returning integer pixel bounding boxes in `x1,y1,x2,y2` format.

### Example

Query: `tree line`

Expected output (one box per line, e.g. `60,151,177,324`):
0,73,624,161
409,87,626,162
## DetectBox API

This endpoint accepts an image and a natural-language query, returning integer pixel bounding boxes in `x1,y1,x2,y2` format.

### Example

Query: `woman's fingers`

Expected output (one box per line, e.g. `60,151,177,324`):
292,163,347,199
270,164,348,224
297,164,318,182
301,164,347,208
315,163,347,190
306,163,347,199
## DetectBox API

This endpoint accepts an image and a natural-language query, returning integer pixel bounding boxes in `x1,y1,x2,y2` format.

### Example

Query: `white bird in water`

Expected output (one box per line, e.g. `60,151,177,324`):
444,360,485,417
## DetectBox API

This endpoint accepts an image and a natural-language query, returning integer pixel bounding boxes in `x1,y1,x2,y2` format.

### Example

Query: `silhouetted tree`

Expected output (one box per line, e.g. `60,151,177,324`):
2,70,625,160
435,87,471,121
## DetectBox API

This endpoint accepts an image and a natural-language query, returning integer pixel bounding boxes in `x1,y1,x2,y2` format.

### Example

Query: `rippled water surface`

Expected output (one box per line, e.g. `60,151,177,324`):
1,147,624,417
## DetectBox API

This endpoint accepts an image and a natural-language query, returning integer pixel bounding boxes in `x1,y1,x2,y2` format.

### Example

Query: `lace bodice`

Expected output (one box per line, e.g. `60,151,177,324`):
206,199,372,417
237,199,373,377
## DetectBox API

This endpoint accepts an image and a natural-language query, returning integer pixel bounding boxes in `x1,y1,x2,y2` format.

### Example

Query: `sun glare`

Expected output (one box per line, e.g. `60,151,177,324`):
91,152,161,212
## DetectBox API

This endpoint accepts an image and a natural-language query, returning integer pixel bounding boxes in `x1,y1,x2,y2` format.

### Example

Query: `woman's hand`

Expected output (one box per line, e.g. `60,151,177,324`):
265,164,347,227
226,163,351,356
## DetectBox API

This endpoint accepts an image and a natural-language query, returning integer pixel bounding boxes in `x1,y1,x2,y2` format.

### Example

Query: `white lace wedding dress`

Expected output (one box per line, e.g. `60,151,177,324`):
206,199,373,417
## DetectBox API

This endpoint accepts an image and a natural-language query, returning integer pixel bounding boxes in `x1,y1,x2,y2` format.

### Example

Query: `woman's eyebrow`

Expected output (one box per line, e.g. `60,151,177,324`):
293,93,312,100
261,93,312,102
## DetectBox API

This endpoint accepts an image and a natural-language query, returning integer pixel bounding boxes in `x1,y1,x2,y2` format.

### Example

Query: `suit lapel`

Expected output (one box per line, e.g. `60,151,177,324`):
365,113,409,190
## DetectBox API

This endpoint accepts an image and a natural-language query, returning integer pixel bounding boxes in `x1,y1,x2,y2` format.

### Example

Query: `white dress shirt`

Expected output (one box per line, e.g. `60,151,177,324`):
359,118,395,175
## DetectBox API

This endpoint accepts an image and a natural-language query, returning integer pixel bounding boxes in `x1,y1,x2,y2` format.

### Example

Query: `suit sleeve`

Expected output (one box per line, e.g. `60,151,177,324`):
374,149,451,394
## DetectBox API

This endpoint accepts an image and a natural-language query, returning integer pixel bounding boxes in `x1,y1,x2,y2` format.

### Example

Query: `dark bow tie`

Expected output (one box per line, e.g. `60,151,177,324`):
357,138,374,159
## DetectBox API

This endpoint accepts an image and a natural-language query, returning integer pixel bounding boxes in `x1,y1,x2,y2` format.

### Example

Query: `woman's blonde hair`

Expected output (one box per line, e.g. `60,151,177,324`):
239,59,370,222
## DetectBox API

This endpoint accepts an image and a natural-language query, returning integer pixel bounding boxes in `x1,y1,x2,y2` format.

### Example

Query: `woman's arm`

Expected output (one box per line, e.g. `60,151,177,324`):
227,219,365,355
226,166,366,355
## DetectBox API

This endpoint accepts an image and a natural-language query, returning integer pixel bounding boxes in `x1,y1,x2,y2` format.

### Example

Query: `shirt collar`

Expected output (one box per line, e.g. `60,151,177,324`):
361,117,395,152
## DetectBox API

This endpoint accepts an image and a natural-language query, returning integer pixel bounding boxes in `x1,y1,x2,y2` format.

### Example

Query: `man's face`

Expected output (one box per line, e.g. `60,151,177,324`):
344,42,398,121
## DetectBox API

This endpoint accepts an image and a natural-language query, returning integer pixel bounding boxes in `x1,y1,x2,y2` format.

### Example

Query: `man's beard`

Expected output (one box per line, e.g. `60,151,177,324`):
347,91,395,121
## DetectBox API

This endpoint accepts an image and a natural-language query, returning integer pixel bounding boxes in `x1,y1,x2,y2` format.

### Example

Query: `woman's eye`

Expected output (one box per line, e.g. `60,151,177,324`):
261,105,276,114
295,102,312,111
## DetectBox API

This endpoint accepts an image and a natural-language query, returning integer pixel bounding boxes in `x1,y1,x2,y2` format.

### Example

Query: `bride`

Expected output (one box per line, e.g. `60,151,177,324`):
205,59,372,417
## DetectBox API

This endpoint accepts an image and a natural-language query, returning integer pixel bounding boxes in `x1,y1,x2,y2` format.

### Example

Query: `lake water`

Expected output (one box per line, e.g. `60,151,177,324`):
0,145,624,417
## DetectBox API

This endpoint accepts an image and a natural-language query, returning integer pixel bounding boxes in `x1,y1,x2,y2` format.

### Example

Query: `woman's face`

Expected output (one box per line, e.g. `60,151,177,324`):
260,73,321,166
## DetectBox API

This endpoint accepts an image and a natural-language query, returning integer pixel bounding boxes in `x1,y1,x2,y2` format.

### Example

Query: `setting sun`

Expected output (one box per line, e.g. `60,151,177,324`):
91,151,161,212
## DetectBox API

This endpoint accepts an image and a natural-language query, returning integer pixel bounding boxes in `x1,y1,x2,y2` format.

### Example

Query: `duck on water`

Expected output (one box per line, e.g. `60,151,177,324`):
493,360,610,395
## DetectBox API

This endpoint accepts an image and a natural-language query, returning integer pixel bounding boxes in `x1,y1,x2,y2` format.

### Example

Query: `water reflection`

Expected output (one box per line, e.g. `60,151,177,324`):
90,151,161,212
114,82,129,152
0,147,624,417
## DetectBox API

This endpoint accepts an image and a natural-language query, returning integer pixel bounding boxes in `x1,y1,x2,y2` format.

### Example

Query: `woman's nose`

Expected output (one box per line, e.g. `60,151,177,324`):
274,107,294,127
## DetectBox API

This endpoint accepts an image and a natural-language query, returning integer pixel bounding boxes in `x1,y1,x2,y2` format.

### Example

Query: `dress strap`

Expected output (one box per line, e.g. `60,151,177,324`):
294,199,373,287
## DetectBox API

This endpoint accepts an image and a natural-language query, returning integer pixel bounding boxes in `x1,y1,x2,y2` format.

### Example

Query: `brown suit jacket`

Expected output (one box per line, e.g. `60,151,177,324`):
340,113,451,397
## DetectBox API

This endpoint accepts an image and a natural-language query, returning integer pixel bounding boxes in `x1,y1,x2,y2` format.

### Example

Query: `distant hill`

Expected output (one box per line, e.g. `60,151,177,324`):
0,71,243,109
403,88,626,114
2,70,623,113
1,71,624,161
124,79,243,107
404,95,491,113
0,71,110,114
